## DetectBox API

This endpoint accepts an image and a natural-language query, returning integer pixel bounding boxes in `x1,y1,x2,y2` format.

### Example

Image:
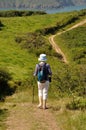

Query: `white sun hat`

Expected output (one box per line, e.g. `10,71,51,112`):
38,54,47,62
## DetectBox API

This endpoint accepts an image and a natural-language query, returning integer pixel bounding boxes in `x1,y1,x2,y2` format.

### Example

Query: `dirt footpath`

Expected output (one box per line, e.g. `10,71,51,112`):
6,103,60,130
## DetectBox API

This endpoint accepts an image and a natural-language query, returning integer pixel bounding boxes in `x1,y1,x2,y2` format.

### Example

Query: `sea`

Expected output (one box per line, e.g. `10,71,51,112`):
46,5,86,14
0,5,86,14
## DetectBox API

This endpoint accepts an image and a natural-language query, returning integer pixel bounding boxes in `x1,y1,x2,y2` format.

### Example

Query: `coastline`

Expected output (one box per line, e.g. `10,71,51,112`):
0,5,86,14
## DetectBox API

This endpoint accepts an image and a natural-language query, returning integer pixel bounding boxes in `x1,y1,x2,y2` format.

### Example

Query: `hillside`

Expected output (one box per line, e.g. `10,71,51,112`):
0,10,86,130
55,22,86,64
0,0,86,10
49,19,86,64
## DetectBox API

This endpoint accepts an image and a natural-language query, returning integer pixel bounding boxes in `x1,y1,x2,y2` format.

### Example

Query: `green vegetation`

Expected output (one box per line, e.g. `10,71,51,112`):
55,25,86,64
0,68,16,101
54,107,86,130
0,9,86,130
15,32,61,59
66,97,86,110
0,10,46,17
36,9,86,35
0,108,8,130
0,20,4,30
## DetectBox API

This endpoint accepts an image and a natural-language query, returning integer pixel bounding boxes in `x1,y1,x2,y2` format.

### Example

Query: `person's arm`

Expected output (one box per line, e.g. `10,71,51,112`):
47,64,52,76
33,64,38,76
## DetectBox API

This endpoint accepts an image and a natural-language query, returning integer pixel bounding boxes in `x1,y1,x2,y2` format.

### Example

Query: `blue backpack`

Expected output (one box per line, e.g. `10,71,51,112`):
37,63,47,83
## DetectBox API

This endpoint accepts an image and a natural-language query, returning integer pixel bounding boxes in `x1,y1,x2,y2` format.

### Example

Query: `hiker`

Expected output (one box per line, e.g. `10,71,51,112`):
34,54,52,109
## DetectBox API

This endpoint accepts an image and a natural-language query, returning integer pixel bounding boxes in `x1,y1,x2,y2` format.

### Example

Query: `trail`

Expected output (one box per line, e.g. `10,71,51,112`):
49,19,86,63
5,102,60,130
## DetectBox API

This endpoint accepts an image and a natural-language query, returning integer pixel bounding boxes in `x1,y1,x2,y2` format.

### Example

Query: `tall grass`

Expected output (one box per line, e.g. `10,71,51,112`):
54,109,86,130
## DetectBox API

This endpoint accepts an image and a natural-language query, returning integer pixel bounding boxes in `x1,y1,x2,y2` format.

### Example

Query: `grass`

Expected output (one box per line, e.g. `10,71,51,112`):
49,97,86,130
1,10,86,35
0,108,8,130
0,39,36,80
1,11,75,80
54,109,86,130
0,10,86,130
54,24,86,64
0,14,62,34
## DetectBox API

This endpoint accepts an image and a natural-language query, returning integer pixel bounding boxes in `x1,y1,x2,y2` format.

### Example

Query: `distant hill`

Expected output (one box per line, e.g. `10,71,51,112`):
0,0,86,10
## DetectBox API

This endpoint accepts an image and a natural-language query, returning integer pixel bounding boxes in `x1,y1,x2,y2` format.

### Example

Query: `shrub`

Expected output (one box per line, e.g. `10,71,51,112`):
0,20,4,30
0,20,3,26
0,68,16,101
52,64,86,97
15,36,22,43
15,32,61,59
66,97,86,110
0,10,46,17
72,48,86,62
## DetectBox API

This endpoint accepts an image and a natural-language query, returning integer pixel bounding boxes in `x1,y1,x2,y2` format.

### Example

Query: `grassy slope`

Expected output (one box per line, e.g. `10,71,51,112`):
0,12,75,80
0,35,36,80
52,19,86,130
0,11,86,130
55,23,86,64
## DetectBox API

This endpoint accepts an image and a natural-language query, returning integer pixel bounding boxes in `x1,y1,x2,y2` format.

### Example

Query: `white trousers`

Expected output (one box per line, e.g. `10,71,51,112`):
37,81,49,100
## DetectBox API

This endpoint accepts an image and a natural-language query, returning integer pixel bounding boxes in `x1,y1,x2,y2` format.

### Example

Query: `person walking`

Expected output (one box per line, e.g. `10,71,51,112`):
34,54,52,109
